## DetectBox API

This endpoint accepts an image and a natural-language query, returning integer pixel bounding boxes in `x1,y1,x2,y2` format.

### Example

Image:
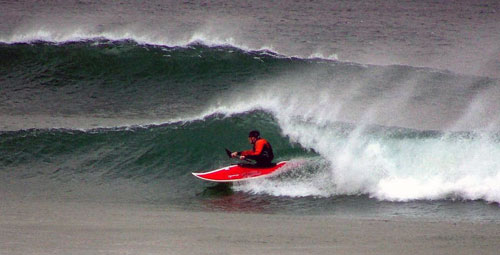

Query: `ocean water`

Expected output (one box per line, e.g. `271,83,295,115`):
1,0,500,221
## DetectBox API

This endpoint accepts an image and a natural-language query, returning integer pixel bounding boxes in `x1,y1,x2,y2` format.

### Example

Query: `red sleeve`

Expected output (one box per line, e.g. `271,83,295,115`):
240,139,266,156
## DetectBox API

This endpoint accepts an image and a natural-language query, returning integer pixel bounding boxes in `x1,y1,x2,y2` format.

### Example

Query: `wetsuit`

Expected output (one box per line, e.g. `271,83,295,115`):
238,138,274,166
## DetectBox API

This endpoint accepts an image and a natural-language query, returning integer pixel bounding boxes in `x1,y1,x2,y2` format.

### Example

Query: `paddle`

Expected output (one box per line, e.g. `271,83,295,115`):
225,148,232,158
225,148,252,162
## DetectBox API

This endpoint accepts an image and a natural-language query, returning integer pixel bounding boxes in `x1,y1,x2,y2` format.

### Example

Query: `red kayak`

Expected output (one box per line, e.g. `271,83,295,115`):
192,161,289,182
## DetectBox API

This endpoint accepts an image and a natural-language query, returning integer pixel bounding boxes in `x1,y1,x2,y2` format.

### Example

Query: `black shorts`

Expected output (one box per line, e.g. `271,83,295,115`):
245,152,274,167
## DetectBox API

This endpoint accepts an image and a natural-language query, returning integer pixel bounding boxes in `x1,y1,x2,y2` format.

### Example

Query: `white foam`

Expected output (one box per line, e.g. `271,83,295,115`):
305,52,339,61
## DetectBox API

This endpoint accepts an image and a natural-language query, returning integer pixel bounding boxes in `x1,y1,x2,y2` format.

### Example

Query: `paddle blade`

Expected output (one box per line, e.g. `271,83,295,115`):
225,148,232,158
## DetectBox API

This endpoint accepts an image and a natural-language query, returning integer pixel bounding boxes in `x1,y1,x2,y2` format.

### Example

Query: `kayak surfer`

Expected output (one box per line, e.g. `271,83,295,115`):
231,130,274,167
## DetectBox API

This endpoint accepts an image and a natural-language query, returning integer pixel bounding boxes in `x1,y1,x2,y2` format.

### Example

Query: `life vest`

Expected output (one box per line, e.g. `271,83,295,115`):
240,138,274,161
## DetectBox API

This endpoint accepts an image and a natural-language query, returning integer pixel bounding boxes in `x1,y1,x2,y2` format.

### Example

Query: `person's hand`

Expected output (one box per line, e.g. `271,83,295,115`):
239,155,246,160
231,152,238,158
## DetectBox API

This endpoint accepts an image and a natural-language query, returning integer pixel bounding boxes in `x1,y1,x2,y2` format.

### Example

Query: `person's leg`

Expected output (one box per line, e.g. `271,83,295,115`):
245,155,274,167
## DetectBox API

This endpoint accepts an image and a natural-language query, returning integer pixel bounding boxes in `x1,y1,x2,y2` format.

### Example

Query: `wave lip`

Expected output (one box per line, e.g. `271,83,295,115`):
0,28,246,49
1,28,340,62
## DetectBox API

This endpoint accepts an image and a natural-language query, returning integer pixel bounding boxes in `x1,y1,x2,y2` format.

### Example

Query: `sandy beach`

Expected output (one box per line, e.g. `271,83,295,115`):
1,200,499,255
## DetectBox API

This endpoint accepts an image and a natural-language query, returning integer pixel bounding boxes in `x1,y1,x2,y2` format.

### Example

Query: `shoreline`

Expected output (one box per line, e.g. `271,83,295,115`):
2,200,499,255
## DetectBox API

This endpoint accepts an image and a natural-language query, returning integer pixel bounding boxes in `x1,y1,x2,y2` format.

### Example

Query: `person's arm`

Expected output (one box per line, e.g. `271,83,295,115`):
240,140,265,156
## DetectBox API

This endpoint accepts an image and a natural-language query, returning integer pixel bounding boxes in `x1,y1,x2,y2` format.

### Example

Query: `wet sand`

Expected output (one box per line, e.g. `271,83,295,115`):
1,200,499,255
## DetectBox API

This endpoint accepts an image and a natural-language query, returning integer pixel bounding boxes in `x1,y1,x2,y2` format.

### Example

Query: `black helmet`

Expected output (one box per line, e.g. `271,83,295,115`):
248,130,260,138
